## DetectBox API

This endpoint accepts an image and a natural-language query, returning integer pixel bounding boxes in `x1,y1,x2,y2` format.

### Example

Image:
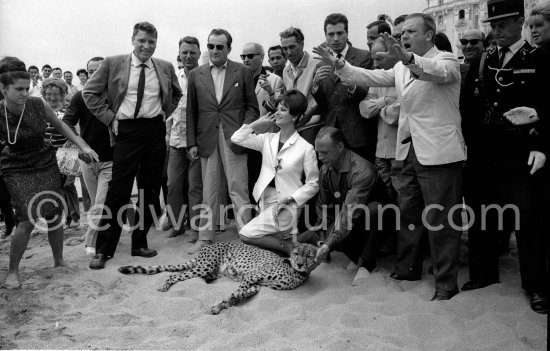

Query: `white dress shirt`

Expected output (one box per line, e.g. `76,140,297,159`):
166,68,189,148
497,38,525,67
117,53,162,120
210,61,228,104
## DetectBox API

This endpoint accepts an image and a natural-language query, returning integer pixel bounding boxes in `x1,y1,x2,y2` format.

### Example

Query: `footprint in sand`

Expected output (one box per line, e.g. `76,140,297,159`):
65,237,84,246
78,280,106,299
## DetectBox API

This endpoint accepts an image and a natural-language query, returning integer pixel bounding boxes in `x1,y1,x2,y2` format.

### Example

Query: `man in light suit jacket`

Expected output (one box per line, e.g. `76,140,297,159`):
83,22,183,269
186,28,260,254
314,13,466,301
312,13,376,163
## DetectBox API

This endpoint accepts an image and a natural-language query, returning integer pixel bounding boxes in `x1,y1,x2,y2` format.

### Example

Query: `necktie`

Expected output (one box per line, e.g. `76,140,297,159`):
337,53,342,60
134,63,147,118
498,47,509,68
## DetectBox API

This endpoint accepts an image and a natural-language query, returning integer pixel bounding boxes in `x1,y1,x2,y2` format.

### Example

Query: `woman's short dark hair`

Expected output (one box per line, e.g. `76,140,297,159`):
0,57,30,86
281,90,308,119
76,68,88,77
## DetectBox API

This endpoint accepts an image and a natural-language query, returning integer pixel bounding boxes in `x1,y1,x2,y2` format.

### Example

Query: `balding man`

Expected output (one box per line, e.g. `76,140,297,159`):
241,42,284,202
460,29,485,64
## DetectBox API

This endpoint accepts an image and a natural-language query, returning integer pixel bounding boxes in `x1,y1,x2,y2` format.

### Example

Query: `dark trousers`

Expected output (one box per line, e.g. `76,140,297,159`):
395,145,463,292
464,167,547,293
96,117,165,257
0,175,15,229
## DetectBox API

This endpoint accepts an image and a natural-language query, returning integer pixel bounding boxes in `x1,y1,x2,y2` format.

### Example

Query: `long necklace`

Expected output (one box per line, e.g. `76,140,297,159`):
4,102,25,145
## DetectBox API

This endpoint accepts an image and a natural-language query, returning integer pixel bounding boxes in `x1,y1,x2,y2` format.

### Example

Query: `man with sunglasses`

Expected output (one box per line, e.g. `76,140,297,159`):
460,0,549,314
460,29,485,64
186,28,259,254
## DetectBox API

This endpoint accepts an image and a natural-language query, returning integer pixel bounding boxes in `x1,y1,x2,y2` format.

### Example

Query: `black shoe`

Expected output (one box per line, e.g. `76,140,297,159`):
461,280,498,291
89,254,109,270
131,248,158,258
389,272,421,281
431,288,459,301
528,292,548,314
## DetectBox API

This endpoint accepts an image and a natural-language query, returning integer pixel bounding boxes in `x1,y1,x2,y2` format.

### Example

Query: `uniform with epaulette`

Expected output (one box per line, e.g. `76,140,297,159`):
460,0,548,314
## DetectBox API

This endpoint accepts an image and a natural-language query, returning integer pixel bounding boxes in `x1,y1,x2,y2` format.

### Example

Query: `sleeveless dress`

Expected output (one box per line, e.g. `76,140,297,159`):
0,97,63,222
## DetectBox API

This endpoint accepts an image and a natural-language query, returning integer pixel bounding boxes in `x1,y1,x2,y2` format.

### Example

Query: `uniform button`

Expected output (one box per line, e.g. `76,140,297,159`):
498,77,503,82
474,78,479,82
496,89,501,93
493,102,498,107
521,81,525,84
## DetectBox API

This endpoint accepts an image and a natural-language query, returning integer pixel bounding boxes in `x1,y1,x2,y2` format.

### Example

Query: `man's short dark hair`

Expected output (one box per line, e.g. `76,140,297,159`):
394,14,408,26
179,36,201,51
132,22,158,39
53,67,62,72
76,68,88,77
268,45,286,58
28,65,38,72
367,20,392,35
86,57,104,69
63,71,72,76
316,126,346,145
42,64,52,70
434,32,453,52
324,13,348,33
279,27,305,44
208,28,232,48
406,13,436,41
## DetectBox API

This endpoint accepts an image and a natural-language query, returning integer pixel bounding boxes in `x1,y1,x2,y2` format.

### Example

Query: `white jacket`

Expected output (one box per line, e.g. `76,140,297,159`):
336,46,466,165
231,125,319,206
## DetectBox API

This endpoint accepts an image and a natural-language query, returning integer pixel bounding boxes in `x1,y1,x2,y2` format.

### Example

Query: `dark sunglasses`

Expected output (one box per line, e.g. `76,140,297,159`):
207,43,226,50
460,39,481,46
240,53,261,60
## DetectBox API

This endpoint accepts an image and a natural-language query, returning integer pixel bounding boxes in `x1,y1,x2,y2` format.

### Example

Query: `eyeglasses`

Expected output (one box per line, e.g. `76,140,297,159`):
44,93,61,98
460,39,481,46
207,43,226,50
240,53,261,60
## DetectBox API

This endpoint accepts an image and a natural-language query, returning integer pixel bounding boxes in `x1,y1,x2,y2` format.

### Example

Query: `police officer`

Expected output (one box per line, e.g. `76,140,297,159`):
460,0,549,314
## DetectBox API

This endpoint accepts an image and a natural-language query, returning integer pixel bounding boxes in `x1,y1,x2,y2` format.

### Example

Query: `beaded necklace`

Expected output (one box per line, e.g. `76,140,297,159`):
3,102,25,145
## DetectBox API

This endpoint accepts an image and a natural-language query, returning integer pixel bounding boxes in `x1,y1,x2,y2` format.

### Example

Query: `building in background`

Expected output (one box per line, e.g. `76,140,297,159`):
424,0,543,59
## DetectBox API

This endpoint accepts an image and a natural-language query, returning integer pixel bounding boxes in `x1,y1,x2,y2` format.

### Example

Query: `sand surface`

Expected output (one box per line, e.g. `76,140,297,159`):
0,219,547,350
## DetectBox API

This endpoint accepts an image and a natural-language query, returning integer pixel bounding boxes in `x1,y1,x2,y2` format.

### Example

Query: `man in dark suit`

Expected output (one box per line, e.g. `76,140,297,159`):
186,28,259,254
312,13,376,162
83,22,182,269
460,0,549,314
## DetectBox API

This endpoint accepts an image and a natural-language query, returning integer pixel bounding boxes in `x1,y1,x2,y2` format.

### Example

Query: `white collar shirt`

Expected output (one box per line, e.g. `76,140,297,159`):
210,60,228,103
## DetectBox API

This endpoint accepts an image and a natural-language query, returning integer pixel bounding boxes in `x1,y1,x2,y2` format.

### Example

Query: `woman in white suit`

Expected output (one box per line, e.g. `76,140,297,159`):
231,90,319,255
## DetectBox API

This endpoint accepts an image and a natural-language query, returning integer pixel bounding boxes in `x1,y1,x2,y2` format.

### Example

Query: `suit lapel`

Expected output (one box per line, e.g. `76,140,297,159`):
152,58,166,102
198,65,217,102
269,132,281,168
120,54,131,97
221,60,238,103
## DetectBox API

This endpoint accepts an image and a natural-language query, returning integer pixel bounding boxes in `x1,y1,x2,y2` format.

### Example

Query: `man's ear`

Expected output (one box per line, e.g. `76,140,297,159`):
426,30,434,43
337,141,345,152
227,46,232,54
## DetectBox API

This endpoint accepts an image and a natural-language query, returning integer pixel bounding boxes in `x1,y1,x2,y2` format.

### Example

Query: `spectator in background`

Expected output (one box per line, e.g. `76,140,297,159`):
64,71,78,102
42,78,81,229
393,14,408,45
52,67,62,79
42,64,52,79
460,29,485,63
268,45,287,78
484,31,497,50
280,27,322,144
28,65,42,97
366,20,392,50
63,56,114,256
527,1,550,50
75,68,88,91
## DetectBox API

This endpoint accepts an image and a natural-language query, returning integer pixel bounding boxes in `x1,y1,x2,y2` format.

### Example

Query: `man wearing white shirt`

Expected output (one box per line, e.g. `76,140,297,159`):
164,36,203,239
314,13,466,301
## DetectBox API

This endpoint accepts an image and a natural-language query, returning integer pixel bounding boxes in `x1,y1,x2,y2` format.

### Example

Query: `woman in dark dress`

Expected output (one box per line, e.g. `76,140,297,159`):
0,57,99,288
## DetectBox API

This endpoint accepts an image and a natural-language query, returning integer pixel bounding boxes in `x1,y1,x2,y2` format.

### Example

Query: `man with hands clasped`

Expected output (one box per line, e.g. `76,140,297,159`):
313,13,466,301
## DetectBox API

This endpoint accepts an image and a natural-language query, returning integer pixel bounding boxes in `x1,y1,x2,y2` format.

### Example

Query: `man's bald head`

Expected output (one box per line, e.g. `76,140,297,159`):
460,29,486,63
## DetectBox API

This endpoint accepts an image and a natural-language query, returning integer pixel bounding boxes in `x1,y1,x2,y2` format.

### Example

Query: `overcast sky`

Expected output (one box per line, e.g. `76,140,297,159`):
0,0,426,73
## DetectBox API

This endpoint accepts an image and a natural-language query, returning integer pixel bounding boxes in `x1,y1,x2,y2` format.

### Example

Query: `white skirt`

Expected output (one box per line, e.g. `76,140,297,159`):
239,186,301,239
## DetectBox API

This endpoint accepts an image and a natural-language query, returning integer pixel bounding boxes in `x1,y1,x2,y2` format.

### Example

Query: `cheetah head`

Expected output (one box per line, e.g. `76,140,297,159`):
287,242,318,274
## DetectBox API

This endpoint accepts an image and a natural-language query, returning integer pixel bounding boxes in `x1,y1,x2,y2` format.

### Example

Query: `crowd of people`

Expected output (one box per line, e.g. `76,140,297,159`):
0,0,549,315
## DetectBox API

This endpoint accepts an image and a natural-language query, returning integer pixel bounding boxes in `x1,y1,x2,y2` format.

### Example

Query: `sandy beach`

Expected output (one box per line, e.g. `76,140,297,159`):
0,217,547,350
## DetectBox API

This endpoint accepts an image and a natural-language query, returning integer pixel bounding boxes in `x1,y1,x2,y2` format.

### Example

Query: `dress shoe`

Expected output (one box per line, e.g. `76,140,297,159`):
431,288,459,301
187,240,212,254
131,248,158,258
166,228,183,238
186,230,199,243
528,292,548,314
461,280,498,291
89,254,109,270
389,272,421,281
